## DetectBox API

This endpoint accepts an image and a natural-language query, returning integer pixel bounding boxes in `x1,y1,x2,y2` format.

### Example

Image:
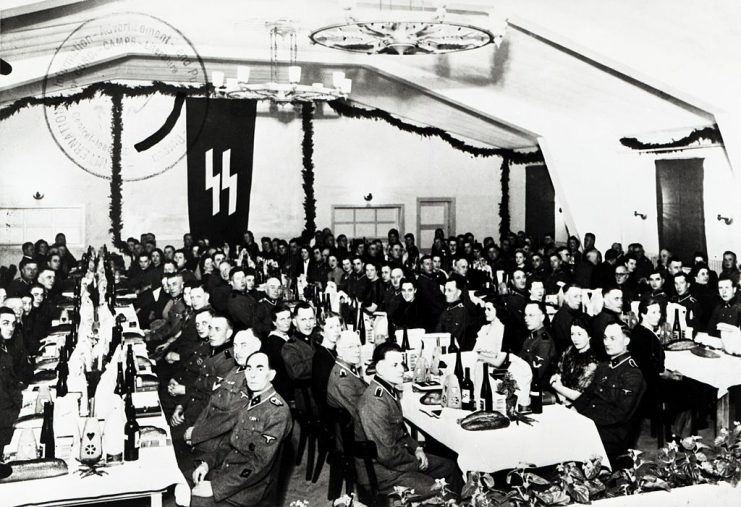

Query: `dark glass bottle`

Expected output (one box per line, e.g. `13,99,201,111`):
672,308,682,341
401,327,410,350
115,360,125,397
125,345,137,395
461,367,475,411
357,308,366,345
123,396,140,461
480,363,493,412
453,347,464,386
40,401,55,458
448,332,459,354
530,371,543,414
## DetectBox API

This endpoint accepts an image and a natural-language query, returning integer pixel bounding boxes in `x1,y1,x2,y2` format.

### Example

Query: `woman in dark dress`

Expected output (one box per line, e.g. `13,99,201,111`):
550,318,599,405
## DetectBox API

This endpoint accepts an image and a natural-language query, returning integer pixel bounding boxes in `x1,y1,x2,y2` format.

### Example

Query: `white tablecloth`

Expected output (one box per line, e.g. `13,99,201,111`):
665,350,741,398
1,303,189,506
400,385,609,474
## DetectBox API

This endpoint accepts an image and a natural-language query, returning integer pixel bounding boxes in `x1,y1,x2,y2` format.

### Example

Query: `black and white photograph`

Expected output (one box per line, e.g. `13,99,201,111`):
1,1,740,506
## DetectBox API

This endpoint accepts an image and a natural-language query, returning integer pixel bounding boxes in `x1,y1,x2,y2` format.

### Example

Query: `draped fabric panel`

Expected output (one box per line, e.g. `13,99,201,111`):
186,98,257,248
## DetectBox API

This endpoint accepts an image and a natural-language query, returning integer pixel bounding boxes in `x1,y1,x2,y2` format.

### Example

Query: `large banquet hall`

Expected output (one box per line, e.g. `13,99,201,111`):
1,1,741,506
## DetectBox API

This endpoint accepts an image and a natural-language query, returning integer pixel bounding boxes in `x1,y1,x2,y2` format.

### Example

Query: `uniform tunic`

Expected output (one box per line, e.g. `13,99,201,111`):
706,299,741,337
227,291,257,331
183,346,237,426
0,344,23,448
201,387,292,506
518,327,557,385
358,377,458,498
326,360,367,430
191,366,252,457
435,300,481,351
573,352,646,455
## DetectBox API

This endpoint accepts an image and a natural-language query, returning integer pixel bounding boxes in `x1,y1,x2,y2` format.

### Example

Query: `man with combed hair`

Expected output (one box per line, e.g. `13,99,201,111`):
574,323,645,461
226,267,257,331
435,273,481,351
252,277,283,340
327,330,366,426
191,352,292,506
181,329,262,479
358,342,460,500
6,258,37,298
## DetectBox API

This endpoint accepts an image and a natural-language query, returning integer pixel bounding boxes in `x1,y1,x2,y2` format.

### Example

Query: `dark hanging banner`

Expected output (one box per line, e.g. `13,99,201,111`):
186,98,257,248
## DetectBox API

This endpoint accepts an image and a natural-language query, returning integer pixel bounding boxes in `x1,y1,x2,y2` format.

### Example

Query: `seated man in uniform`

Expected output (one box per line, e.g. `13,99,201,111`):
0,308,22,449
191,352,292,506
573,322,646,463
358,342,461,500
327,330,367,432
180,329,262,484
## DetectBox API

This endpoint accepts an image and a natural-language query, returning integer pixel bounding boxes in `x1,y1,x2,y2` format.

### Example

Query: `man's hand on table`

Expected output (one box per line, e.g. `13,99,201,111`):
184,426,194,445
165,352,180,364
660,369,683,381
171,405,184,426
168,379,186,396
415,447,429,471
192,462,209,484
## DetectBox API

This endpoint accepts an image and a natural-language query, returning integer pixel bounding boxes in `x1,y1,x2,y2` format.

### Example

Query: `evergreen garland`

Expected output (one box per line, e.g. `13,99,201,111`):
620,125,722,152
327,99,543,164
301,102,317,242
109,92,125,250
499,157,511,242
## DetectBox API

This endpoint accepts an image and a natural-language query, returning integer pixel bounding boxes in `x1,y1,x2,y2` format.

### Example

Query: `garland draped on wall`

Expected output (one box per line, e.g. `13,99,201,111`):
620,125,723,152
499,157,510,242
327,100,542,242
301,102,317,242
0,84,540,247
109,92,125,250
0,81,209,250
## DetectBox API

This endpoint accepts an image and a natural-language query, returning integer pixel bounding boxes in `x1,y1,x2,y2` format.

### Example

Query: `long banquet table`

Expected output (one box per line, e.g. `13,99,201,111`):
665,348,741,433
1,302,189,507
399,353,609,474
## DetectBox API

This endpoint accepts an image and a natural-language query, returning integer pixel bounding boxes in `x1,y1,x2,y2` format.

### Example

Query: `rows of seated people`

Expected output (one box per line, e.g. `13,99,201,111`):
2,228,741,505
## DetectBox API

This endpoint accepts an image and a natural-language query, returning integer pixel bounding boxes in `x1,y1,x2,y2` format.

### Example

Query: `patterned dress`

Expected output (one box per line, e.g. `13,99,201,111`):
558,346,599,392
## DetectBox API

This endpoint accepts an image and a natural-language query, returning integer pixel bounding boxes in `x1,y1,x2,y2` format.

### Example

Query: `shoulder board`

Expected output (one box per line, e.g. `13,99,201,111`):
270,397,283,406
375,387,383,397
339,370,347,378
628,358,638,368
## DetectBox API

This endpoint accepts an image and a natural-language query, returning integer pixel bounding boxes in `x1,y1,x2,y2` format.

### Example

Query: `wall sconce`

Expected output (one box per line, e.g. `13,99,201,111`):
717,214,733,225
32,192,44,200
633,211,647,220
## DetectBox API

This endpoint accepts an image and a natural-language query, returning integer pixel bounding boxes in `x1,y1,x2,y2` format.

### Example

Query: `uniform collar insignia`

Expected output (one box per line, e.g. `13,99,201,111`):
248,387,277,410
609,352,632,369
373,376,398,399
262,434,277,444
240,391,249,399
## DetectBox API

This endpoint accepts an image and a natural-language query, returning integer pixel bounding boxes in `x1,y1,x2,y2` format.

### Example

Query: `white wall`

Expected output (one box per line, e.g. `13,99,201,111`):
0,97,514,267
540,129,741,260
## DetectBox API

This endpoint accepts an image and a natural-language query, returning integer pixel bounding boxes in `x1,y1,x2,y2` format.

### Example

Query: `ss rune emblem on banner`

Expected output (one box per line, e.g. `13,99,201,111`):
204,148,238,216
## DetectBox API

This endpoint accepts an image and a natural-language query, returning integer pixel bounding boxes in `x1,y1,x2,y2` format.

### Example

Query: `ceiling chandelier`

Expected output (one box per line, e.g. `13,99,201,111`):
212,20,351,103
309,1,504,56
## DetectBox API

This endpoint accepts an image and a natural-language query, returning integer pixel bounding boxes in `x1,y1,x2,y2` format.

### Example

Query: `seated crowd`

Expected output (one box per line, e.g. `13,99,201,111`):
2,228,741,505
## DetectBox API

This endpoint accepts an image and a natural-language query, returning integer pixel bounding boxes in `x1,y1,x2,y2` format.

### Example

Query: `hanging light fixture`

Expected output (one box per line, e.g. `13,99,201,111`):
309,1,504,56
212,20,351,103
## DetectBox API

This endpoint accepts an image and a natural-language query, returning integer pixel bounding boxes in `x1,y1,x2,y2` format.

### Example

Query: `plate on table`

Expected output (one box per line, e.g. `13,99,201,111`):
690,347,721,359
664,340,697,352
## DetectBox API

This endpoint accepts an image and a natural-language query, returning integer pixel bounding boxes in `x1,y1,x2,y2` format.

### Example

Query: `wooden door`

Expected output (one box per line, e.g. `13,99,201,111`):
417,198,454,252
655,158,706,263
525,165,555,243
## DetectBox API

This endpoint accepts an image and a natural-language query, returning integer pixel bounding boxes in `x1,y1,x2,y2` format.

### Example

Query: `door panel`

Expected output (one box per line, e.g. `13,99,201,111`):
655,158,706,262
525,165,555,243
